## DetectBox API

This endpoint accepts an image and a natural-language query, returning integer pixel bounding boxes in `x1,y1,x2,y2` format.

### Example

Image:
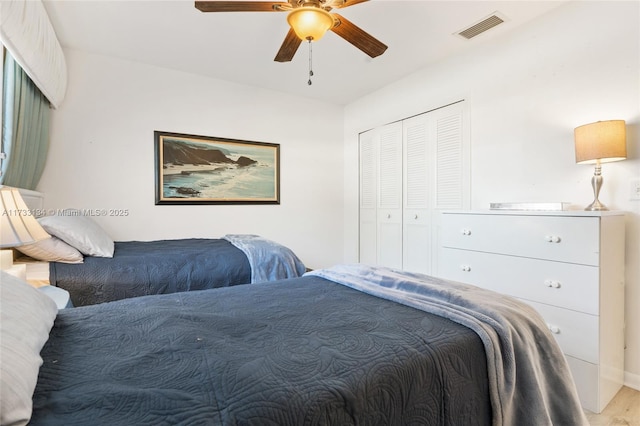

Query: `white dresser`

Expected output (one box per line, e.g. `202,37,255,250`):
438,210,625,413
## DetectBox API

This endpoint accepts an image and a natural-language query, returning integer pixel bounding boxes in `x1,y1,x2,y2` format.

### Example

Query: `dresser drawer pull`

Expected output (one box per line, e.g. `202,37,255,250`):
544,280,562,289
545,235,561,243
460,229,472,236
387,213,391,219
460,265,471,272
547,324,561,334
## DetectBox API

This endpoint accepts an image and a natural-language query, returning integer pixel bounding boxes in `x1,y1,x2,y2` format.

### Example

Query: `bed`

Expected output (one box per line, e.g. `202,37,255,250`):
0,264,587,426
14,206,305,306
46,235,306,307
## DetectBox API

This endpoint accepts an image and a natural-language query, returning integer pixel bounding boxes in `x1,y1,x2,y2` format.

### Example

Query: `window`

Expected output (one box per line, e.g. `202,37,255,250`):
0,45,51,189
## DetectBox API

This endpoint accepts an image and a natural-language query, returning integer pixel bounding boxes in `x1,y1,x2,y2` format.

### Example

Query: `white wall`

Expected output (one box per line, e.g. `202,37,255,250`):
344,1,640,387
38,49,345,269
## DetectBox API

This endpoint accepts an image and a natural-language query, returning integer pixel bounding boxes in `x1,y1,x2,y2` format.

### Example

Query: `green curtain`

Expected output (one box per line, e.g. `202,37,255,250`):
1,51,50,189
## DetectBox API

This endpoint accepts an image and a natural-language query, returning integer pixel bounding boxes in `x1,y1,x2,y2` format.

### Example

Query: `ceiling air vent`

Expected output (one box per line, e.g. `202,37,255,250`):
457,13,505,40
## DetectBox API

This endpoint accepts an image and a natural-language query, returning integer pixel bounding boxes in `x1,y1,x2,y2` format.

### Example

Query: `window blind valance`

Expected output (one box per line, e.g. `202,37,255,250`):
0,0,67,108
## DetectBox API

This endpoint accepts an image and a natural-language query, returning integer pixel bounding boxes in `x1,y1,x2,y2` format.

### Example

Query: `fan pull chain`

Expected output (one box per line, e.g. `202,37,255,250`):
307,39,313,86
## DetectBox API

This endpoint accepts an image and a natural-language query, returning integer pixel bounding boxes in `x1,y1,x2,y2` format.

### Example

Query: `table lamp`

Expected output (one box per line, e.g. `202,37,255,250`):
574,120,627,211
0,186,50,278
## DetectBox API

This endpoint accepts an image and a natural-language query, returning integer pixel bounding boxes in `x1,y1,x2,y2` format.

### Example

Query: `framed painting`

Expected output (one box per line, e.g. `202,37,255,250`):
154,131,280,205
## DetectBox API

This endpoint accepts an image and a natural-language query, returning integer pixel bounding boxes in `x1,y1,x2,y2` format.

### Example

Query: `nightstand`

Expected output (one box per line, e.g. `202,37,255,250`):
14,259,50,287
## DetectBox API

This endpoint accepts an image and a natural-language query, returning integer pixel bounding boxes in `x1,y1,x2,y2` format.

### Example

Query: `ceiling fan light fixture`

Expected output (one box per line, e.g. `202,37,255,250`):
287,7,334,41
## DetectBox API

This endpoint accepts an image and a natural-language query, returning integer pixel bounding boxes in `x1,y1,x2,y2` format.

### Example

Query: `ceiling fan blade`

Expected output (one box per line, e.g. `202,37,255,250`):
330,13,387,58
274,28,302,62
334,0,369,9
195,1,289,12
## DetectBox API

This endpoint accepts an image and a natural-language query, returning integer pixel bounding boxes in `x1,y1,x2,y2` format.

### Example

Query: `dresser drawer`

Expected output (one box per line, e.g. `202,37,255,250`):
565,356,599,413
439,248,599,314
526,300,599,364
441,213,600,266
565,355,624,414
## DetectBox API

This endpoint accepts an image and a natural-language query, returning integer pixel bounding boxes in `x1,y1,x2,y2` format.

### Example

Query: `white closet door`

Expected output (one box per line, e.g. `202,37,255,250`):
431,103,469,210
429,101,470,274
357,100,469,272
402,114,431,274
377,122,403,269
358,129,377,265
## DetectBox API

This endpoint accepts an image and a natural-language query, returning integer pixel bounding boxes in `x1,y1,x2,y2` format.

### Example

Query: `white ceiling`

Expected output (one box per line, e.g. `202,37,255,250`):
42,0,567,105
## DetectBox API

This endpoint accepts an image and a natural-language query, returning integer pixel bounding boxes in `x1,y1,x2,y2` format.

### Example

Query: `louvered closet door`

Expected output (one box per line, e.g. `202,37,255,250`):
402,114,431,274
429,102,469,274
432,103,468,210
357,101,469,272
359,129,377,265
377,122,403,269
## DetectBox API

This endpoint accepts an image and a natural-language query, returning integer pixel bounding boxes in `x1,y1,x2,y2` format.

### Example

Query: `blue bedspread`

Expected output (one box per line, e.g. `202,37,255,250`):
222,234,306,282
32,275,491,425
308,264,588,426
50,236,306,307
50,238,251,306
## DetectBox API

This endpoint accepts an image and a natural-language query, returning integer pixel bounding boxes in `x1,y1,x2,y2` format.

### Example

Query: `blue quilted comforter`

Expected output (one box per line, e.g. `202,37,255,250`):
31,275,491,425
50,236,305,307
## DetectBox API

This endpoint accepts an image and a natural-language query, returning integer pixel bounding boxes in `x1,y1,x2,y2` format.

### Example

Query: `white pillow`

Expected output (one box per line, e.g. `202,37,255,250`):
38,211,114,257
0,271,58,426
16,235,84,264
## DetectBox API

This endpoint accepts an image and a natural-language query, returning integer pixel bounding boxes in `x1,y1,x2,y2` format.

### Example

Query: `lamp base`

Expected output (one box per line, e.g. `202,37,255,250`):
584,199,609,211
584,161,609,211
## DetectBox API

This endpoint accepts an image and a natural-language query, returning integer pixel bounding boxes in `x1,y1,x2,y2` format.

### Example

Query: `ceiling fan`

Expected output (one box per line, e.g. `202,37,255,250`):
194,0,388,63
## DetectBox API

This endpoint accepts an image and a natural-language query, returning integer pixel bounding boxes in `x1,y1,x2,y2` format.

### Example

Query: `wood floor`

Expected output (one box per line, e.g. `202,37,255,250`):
585,386,640,426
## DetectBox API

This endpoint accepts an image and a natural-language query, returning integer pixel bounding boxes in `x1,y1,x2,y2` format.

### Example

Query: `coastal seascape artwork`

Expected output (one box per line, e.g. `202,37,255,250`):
154,131,280,204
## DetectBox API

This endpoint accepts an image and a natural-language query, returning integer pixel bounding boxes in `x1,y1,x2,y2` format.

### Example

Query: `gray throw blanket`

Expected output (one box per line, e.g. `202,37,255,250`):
307,264,588,426
223,234,306,283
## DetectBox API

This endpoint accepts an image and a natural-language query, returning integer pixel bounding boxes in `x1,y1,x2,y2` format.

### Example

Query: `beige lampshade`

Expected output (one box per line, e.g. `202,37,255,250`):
287,7,334,41
0,186,50,248
574,120,627,164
